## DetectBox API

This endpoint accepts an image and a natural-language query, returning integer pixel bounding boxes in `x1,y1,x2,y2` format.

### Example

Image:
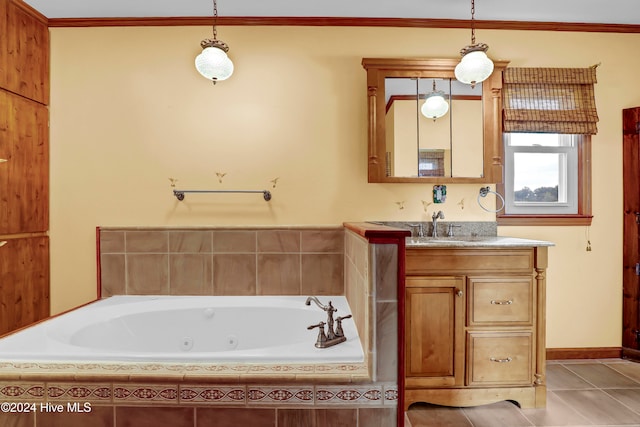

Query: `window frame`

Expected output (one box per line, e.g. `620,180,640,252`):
497,134,592,226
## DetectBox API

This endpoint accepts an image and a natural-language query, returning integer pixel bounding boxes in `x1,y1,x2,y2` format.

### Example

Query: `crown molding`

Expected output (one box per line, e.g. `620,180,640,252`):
46,16,640,33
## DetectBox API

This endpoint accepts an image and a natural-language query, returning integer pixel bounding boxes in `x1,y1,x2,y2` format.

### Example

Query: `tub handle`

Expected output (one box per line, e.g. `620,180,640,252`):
307,321,326,331
335,314,352,338
307,321,327,347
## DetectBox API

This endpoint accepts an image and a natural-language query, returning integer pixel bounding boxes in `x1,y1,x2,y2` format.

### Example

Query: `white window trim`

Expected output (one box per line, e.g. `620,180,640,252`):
503,134,578,215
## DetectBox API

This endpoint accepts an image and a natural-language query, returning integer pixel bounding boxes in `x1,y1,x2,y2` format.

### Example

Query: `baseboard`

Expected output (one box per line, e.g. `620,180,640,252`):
546,347,622,360
622,347,640,361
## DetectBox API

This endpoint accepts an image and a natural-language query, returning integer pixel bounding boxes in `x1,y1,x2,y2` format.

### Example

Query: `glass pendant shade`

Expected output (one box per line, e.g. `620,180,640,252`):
195,45,234,82
454,49,494,88
421,92,449,119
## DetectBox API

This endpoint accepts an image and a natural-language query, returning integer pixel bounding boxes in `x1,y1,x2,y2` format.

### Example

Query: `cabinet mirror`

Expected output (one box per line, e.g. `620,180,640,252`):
362,58,509,183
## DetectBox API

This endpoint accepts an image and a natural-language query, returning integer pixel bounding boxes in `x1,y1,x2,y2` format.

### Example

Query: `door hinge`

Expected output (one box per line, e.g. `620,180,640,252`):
636,121,640,133
636,263,640,276
636,212,640,225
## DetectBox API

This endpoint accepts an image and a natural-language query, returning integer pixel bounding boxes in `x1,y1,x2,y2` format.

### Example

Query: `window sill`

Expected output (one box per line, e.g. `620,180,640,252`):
496,214,593,226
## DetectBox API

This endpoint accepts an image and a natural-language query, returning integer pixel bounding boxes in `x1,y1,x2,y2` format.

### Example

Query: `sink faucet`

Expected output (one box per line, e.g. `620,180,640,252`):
432,211,445,237
305,296,352,348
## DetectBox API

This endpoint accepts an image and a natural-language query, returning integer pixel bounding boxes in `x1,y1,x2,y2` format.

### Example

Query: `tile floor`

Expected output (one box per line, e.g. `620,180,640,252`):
405,359,640,427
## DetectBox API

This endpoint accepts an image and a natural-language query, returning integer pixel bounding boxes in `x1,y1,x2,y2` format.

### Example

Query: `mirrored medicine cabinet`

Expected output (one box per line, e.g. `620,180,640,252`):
362,58,509,183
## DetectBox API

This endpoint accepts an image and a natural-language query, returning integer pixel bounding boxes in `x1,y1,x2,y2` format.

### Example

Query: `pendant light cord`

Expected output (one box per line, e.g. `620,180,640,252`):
212,0,218,40
470,0,476,45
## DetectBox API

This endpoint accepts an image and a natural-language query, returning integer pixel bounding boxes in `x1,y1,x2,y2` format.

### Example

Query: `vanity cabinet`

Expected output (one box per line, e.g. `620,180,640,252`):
404,246,547,409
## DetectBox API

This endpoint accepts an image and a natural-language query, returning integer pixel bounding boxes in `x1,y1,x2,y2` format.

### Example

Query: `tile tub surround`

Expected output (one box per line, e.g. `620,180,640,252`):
98,226,345,297
0,225,407,426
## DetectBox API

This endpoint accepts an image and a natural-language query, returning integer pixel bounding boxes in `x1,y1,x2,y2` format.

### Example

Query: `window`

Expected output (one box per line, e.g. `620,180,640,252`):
498,133,591,225
504,133,578,214
497,66,597,226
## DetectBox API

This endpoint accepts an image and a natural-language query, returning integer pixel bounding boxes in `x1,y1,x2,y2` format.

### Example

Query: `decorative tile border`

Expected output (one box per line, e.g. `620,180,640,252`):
315,385,384,406
179,385,245,405
47,382,112,403
0,361,370,383
0,382,45,401
247,386,315,405
113,384,179,404
0,380,393,408
383,384,399,406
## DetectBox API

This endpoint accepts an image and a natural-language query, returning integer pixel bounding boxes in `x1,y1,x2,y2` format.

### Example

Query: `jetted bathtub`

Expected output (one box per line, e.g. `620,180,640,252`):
0,295,364,364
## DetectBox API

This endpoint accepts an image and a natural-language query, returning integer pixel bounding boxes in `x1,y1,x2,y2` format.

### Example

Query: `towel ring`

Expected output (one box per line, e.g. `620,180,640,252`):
477,186,505,213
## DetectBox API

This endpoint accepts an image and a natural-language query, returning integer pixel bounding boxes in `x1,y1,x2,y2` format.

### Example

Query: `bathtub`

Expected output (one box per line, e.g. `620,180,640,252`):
0,295,364,364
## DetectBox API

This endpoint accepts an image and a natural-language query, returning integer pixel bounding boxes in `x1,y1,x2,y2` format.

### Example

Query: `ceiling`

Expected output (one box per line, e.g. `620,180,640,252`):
20,0,640,25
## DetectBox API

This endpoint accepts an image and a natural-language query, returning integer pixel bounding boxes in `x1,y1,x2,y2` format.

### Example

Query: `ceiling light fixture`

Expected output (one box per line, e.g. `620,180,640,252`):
421,80,449,120
454,0,494,88
195,0,234,84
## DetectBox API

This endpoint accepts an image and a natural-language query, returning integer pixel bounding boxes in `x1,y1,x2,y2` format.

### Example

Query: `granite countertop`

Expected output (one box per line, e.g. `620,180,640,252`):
406,236,555,248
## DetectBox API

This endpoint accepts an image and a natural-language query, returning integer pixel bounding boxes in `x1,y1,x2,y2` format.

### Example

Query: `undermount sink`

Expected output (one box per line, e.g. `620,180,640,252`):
407,236,496,245
411,236,484,242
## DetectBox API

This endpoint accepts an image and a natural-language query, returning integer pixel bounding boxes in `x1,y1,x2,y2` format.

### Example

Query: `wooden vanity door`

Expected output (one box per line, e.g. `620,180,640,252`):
405,276,465,388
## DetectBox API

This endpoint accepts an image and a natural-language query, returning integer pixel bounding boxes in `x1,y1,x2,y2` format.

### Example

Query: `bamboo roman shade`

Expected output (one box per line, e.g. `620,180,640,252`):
503,67,599,134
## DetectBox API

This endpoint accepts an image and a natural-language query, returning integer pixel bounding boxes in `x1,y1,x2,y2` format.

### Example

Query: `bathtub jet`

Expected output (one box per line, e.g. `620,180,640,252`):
0,295,364,364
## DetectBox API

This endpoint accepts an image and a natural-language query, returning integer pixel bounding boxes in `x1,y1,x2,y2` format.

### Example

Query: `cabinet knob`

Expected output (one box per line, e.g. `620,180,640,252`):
456,290,463,297
0,241,7,248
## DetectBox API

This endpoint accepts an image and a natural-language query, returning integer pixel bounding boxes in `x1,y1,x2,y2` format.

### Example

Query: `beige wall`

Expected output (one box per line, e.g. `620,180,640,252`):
49,25,640,349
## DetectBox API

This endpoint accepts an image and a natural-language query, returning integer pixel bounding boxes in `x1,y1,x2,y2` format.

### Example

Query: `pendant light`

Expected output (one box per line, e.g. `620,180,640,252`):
195,0,234,84
454,0,494,88
421,80,449,120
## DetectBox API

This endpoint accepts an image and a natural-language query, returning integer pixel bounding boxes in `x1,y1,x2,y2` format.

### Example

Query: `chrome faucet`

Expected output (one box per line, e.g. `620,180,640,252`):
432,211,445,237
305,296,352,348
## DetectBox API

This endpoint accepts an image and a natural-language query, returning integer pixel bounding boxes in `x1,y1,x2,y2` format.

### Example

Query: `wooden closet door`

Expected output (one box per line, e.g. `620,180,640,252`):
0,236,49,334
622,107,640,355
0,90,49,235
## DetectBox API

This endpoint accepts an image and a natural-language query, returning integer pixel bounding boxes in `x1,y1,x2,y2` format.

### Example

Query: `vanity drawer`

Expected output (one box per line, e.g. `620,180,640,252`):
467,277,534,326
406,248,534,275
466,332,533,386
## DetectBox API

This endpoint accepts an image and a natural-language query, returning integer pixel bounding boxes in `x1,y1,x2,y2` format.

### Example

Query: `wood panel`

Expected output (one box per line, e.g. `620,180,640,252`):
467,276,534,326
406,248,534,275
0,0,7,89
0,89,49,234
5,0,49,104
548,347,622,360
622,107,640,352
0,236,49,335
405,277,464,389
466,331,533,386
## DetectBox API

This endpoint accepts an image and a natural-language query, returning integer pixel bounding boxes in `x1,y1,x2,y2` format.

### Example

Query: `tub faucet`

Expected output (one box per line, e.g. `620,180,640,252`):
305,296,352,349
305,296,329,311
432,211,445,237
